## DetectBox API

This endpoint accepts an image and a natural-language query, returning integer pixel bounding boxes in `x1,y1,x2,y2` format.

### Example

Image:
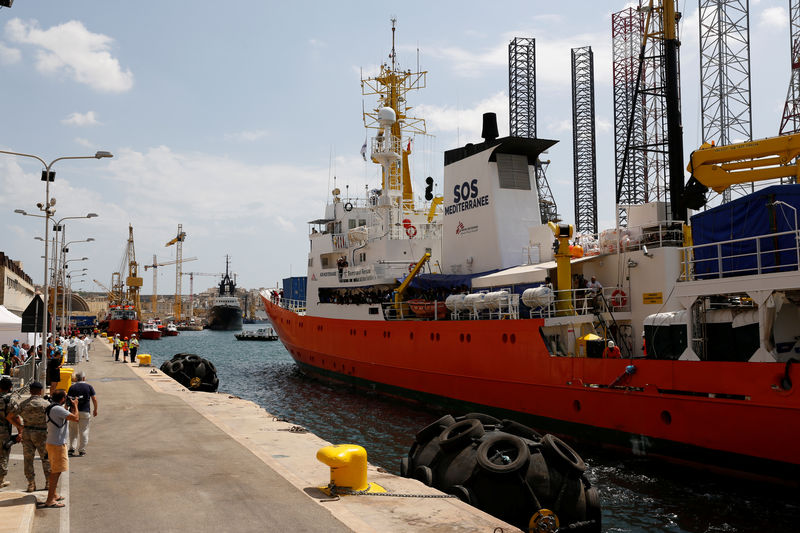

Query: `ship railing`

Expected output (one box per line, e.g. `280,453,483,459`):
331,233,348,250
280,298,307,313
528,286,631,318
679,229,800,281
571,220,684,256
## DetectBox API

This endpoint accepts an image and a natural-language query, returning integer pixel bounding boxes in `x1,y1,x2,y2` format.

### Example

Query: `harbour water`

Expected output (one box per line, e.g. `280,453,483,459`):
140,327,799,533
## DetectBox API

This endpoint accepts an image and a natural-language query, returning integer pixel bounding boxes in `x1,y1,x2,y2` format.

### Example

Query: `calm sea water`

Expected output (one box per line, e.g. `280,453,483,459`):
140,327,800,533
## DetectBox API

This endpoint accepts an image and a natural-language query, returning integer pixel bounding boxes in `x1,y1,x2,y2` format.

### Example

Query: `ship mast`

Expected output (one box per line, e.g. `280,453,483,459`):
362,18,427,213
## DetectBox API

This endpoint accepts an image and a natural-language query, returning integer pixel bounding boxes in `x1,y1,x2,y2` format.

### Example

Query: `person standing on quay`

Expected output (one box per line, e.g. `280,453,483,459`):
121,337,129,363
7,381,51,492
129,334,139,364
83,334,92,361
67,371,97,456
0,377,20,488
43,390,78,508
113,334,121,361
47,343,63,396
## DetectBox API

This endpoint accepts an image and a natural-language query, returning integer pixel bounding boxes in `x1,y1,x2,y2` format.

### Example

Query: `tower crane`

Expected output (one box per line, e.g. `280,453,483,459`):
93,279,121,306
165,224,187,320
143,254,197,317
181,272,221,319
124,225,144,320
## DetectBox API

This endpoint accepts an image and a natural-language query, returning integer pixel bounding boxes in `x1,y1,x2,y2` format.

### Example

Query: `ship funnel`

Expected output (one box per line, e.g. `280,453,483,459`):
481,112,499,142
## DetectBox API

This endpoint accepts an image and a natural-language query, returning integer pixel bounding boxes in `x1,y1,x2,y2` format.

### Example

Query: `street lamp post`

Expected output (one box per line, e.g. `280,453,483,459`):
56,228,95,334
3,149,112,381
65,272,87,332
61,257,88,335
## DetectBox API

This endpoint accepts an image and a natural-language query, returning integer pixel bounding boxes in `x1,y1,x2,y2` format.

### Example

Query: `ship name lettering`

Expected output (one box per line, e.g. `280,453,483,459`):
444,194,489,216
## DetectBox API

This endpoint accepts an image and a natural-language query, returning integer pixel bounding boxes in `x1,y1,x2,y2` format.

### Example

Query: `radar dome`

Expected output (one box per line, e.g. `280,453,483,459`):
378,107,397,125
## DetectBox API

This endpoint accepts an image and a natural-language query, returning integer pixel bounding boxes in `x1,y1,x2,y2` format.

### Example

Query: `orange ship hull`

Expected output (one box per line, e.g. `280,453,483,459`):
262,296,800,482
107,319,138,340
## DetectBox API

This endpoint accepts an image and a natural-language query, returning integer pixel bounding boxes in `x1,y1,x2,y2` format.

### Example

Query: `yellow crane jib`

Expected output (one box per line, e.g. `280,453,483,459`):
687,134,800,195
548,222,574,317
394,252,431,311
427,196,443,223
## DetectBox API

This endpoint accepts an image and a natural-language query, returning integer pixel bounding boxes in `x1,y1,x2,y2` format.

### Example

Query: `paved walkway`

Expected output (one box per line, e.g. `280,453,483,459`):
1,337,511,533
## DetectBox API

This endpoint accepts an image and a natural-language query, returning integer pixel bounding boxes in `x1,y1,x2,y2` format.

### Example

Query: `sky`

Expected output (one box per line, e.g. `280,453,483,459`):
0,0,794,296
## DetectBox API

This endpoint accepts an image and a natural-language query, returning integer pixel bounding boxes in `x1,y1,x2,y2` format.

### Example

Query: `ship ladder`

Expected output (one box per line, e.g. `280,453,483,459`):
594,294,630,358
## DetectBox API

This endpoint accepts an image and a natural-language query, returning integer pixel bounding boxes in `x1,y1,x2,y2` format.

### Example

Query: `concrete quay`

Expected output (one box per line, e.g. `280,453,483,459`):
1,339,515,533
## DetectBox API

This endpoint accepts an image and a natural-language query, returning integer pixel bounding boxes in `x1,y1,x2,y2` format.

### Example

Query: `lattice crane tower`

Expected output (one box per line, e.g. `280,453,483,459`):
780,0,800,138
508,37,559,223
571,46,598,234
699,0,753,201
165,224,187,320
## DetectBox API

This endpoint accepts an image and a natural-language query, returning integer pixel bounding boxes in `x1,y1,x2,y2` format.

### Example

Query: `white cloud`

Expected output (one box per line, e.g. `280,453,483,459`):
309,38,327,48
759,6,788,28
5,18,133,92
74,137,95,148
0,42,20,64
224,129,269,142
62,111,100,126
416,92,509,141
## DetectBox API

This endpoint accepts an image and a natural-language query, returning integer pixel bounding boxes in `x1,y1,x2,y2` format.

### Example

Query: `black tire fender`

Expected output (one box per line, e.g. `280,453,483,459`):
542,434,586,473
449,484,474,505
439,419,485,452
500,419,542,442
415,415,456,444
413,465,433,486
400,456,409,477
462,412,502,427
476,433,530,474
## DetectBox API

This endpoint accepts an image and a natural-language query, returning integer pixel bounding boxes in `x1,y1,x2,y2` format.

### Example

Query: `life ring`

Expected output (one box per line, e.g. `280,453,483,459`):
406,225,417,238
611,288,628,308
408,263,416,273
344,202,353,212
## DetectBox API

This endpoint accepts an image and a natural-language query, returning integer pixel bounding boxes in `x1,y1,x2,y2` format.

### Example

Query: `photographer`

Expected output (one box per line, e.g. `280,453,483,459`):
43,390,79,508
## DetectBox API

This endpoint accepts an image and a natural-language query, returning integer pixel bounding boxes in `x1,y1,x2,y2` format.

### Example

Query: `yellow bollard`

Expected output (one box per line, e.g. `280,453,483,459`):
137,354,151,366
107,337,113,344
316,444,385,494
101,332,107,338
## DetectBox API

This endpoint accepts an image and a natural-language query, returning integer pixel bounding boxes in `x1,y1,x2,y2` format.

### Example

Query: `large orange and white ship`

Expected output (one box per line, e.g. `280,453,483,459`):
262,20,800,483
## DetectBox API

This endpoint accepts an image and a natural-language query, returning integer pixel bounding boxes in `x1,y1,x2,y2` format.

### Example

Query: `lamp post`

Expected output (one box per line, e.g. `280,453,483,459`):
61,257,88,334
55,226,96,332
65,272,87,332
4,150,112,380
771,200,799,269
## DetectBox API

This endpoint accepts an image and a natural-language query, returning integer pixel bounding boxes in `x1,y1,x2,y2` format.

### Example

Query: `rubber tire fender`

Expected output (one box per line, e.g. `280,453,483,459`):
413,465,434,486
415,414,456,444
449,484,474,505
439,419,485,452
461,412,501,427
584,486,602,528
500,419,543,442
476,433,531,474
169,360,184,374
542,434,586,473
400,456,409,477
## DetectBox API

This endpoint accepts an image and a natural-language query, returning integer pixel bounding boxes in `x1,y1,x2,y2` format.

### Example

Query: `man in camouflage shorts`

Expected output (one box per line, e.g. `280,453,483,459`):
0,377,18,488
7,381,51,492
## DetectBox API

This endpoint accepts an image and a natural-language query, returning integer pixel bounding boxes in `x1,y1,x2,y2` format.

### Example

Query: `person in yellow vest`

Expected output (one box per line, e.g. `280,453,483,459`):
129,334,139,364
121,337,129,363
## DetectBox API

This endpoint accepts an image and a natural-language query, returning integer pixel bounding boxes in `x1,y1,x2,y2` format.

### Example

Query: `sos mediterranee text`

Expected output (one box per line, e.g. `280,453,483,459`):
445,179,489,215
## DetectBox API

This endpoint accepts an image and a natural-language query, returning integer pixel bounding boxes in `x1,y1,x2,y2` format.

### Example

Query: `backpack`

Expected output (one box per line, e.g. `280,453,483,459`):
45,403,66,428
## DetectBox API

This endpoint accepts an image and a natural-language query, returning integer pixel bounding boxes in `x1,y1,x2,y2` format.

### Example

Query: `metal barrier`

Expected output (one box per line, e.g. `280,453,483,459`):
680,229,800,281
13,356,36,389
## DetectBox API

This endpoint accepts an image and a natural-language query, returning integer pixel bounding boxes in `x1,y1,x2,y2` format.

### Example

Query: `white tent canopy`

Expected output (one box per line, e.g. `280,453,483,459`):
0,305,37,347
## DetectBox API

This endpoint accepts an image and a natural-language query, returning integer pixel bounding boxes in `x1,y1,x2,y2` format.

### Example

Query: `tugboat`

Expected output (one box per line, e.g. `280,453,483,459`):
261,19,800,484
106,305,138,339
162,322,179,336
206,256,243,331
139,320,161,340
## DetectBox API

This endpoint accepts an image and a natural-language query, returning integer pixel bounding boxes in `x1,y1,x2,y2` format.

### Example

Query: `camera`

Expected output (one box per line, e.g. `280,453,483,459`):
3,434,19,450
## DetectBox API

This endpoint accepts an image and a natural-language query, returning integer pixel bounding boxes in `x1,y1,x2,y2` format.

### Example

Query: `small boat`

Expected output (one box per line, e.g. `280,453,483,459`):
162,323,179,336
234,327,278,341
139,321,162,340
407,299,448,319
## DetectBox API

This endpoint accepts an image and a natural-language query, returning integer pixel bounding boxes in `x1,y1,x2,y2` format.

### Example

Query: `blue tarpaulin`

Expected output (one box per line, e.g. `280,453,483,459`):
691,185,800,278
397,271,498,290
